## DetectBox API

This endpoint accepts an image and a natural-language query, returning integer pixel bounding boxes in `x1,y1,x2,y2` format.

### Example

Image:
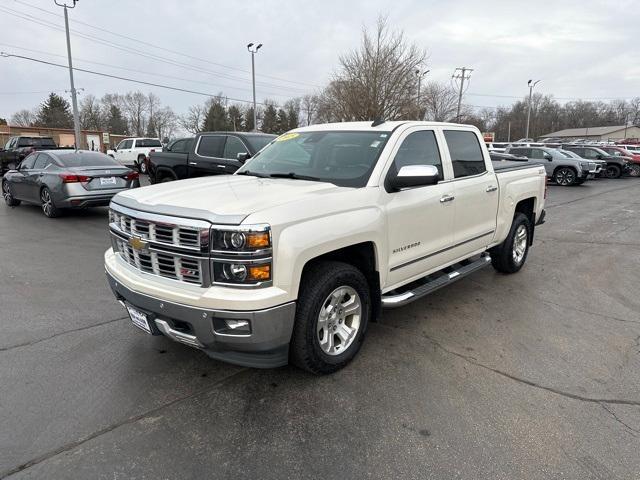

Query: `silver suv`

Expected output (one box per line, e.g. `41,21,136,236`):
504,146,596,186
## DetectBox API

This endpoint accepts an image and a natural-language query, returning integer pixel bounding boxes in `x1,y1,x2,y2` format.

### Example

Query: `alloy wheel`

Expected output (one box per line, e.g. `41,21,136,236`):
317,286,362,356
555,168,574,186
512,224,528,264
41,189,53,216
628,164,640,177
2,182,12,202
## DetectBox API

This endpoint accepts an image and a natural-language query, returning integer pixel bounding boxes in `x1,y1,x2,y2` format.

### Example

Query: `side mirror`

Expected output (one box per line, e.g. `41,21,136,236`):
237,152,250,163
388,165,439,191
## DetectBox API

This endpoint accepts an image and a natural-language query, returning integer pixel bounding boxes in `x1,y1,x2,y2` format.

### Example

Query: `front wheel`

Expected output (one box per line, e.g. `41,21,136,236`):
3,181,21,206
604,164,622,179
290,261,371,374
554,167,576,186
40,187,60,218
138,156,147,174
490,213,531,274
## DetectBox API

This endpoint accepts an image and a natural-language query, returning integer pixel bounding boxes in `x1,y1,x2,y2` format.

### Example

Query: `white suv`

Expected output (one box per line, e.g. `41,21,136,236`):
107,138,163,173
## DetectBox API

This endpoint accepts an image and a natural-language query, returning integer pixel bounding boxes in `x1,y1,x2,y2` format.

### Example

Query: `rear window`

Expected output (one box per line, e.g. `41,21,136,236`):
55,151,121,167
135,139,162,148
16,137,56,148
444,130,487,178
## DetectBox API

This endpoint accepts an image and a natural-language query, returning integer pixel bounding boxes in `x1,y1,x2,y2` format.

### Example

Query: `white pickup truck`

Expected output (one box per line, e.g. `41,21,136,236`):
107,137,163,173
105,121,547,374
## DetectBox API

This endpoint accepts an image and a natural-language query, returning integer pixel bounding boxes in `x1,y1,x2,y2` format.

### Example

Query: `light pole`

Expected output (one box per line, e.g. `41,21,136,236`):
415,69,429,120
247,42,262,132
525,79,540,140
54,0,81,150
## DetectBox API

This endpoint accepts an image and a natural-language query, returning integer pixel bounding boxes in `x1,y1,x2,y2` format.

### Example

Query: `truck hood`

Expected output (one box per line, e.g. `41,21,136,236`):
112,175,349,225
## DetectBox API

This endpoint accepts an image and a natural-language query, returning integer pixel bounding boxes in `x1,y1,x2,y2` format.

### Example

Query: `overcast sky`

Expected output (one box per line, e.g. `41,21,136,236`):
1,0,638,121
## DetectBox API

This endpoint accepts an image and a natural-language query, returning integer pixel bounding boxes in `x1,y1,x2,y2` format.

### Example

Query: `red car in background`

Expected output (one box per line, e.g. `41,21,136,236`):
599,146,640,177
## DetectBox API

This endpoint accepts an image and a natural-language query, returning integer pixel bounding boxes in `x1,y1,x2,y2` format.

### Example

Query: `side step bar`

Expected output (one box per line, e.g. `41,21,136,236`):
381,255,492,309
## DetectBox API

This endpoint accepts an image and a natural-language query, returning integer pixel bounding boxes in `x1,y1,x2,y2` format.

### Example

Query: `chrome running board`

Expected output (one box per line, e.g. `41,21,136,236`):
381,254,491,309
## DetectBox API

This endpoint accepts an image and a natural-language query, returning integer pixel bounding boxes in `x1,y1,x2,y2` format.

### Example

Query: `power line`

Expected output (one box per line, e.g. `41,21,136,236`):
0,43,293,98
11,0,323,90
0,52,272,106
0,5,310,95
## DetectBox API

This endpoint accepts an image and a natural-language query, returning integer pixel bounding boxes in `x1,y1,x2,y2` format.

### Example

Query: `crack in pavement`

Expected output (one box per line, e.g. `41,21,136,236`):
0,316,129,353
0,367,250,479
600,403,639,437
383,325,640,406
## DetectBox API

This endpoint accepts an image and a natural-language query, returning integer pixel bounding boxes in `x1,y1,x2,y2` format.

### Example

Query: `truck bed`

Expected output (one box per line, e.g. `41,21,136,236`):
492,160,544,173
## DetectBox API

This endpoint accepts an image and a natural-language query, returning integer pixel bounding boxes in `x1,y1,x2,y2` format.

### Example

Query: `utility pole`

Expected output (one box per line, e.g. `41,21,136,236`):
415,68,429,120
452,67,473,122
507,121,511,142
525,79,540,140
247,42,262,132
55,0,81,150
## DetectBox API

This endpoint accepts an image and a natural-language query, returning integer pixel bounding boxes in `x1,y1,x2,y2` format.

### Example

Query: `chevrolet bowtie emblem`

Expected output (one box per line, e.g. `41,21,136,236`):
128,236,149,252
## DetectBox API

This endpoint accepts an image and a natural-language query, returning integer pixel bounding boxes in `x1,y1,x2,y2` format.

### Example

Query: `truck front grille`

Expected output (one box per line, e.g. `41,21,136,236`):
109,205,211,286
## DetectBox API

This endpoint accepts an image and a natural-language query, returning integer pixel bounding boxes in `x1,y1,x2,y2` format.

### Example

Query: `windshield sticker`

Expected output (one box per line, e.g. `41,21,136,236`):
370,140,381,148
276,132,300,142
380,134,388,138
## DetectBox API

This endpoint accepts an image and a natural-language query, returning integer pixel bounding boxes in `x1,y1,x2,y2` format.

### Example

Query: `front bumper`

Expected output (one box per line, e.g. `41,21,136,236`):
106,271,296,368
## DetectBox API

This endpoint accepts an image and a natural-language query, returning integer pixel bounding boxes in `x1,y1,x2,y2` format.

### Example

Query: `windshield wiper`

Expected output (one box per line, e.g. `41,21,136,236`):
267,172,321,181
235,170,269,178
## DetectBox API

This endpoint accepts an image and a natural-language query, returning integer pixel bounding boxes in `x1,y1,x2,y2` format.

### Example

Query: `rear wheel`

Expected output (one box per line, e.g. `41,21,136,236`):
604,164,622,179
40,187,60,218
628,164,640,177
2,181,20,206
490,213,531,274
137,155,147,174
554,167,576,186
290,261,370,374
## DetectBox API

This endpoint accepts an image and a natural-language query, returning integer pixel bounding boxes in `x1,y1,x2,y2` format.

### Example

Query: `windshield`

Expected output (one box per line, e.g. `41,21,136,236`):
244,135,276,152
55,151,123,167
237,131,391,187
136,139,162,148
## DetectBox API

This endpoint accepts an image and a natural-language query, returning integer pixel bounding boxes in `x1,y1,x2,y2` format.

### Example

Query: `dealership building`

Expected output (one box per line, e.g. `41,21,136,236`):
540,125,640,142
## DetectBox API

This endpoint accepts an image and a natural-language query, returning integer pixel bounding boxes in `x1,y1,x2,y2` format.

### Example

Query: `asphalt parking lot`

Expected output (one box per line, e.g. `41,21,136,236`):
1,177,639,480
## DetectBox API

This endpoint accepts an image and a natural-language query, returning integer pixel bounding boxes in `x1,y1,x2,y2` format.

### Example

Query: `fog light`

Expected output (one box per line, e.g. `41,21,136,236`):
213,317,251,335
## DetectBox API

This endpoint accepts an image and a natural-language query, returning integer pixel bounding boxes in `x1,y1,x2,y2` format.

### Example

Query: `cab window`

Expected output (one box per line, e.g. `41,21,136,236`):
444,130,487,178
197,135,225,158
389,130,443,180
223,136,248,160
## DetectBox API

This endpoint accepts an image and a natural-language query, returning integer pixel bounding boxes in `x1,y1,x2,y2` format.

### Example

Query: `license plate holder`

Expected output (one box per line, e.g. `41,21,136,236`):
100,176,117,186
125,304,152,334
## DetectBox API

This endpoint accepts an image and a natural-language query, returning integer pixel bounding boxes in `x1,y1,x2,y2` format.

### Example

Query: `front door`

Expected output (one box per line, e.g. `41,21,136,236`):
12,153,38,200
442,129,498,256
190,134,229,177
383,128,456,289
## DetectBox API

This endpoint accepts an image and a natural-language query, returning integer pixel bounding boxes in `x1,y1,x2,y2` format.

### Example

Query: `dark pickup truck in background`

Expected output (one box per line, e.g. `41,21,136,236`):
148,131,276,183
1,136,59,176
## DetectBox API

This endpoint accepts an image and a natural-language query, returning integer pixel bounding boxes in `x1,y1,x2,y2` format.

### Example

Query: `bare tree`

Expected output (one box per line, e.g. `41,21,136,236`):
180,104,205,133
421,82,459,122
122,91,149,136
318,17,427,121
79,94,104,130
301,94,319,125
10,109,36,127
154,106,178,142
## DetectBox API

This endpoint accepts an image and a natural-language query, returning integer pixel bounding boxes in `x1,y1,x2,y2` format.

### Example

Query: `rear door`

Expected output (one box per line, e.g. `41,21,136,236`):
190,134,228,177
443,129,498,256
383,127,457,287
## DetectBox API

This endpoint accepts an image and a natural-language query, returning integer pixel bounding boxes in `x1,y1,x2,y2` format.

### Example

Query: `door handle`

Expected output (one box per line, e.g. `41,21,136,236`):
189,162,198,166
440,194,455,203
486,185,497,192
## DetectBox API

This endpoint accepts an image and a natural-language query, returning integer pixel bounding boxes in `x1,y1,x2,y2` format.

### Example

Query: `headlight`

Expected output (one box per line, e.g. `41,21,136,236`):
211,225,272,287
580,162,588,168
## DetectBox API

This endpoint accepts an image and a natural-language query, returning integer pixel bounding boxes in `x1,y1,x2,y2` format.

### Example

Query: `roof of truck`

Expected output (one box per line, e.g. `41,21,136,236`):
293,121,477,132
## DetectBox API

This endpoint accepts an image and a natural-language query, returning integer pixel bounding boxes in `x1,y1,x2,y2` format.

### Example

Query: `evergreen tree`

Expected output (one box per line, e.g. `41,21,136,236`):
227,105,243,131
261,104,278,133
0,118,7,125
244,107,255,131
202,101,230,131
276,108,289,134
106,105,128,135
285,100,300,130
36,93,73,128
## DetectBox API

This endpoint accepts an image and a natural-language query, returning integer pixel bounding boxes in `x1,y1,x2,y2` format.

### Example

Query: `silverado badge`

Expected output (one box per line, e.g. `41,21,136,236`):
129,236,149,252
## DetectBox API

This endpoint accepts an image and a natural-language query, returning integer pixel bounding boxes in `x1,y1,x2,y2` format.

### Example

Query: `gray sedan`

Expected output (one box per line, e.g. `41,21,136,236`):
2,150,140,218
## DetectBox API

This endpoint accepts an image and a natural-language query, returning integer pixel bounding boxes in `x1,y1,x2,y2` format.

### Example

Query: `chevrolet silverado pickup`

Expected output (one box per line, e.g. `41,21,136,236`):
105,121,547,374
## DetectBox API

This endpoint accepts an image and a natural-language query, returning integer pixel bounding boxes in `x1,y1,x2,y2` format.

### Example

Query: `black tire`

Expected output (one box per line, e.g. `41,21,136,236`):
604,164,622,179
628,164,640,177
554,167,577,186
40,187,60,218
160,175,174,183
490,213,531,274
290,261,371,375
2,181,20,206
137,155,147,174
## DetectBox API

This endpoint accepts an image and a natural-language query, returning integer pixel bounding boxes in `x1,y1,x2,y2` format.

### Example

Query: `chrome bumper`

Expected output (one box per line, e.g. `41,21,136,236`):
107,271,296,368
